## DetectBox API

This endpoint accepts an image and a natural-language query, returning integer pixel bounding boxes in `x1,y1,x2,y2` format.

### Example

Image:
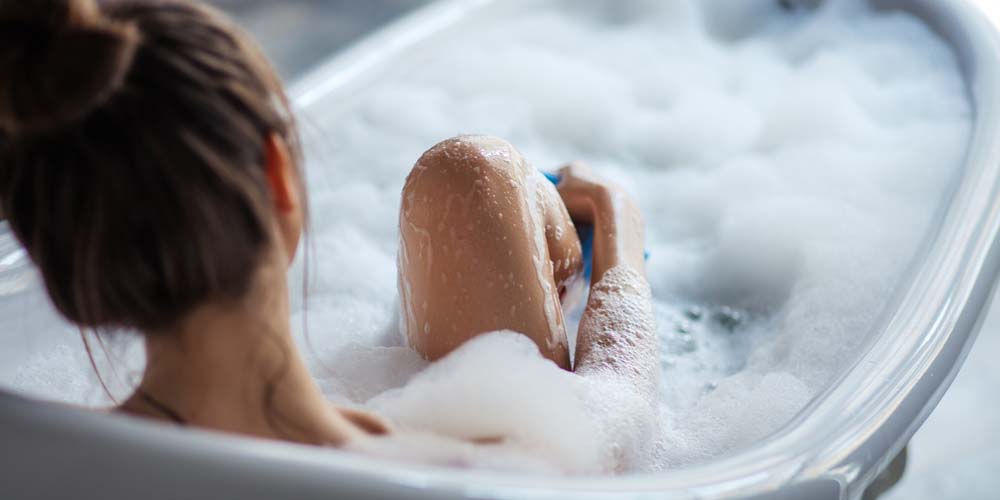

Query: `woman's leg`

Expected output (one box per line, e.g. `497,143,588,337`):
398,136,583,370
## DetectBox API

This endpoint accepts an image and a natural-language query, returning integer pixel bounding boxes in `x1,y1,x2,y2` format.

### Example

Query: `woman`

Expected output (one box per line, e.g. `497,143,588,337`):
0,0,656,465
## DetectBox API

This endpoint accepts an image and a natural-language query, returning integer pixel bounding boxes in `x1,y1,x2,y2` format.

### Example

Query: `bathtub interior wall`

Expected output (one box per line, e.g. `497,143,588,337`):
0,0,973,475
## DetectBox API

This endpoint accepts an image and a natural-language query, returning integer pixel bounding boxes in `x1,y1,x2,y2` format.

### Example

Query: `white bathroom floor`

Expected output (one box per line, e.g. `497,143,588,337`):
215,1,1000,498
884,289,1000,500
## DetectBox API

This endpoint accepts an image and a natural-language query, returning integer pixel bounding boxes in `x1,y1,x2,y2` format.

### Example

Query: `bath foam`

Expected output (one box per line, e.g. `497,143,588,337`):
361,331,653,474
293,0,971,471
0,0,972,474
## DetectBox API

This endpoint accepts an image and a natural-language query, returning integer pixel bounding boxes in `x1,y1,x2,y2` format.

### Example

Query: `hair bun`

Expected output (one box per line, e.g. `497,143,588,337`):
0,0,139,135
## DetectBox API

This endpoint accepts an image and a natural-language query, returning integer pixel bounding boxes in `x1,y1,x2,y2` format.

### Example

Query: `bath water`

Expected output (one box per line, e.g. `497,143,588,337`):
0,0,972,474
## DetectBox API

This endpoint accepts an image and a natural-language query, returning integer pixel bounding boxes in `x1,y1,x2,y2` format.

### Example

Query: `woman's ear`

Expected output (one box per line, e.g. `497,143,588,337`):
264,133,296,212
264,133,302,263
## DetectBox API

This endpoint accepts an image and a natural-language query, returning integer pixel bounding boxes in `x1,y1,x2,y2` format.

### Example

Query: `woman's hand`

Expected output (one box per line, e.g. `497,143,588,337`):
555,162,646,281
554,162,616,224
560,164,658,405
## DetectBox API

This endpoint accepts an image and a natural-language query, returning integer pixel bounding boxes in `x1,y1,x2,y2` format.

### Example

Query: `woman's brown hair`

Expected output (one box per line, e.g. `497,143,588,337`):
0,0,301,332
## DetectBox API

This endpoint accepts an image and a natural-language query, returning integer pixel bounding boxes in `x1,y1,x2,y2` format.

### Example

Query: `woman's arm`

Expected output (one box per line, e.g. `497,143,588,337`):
557,164,658,396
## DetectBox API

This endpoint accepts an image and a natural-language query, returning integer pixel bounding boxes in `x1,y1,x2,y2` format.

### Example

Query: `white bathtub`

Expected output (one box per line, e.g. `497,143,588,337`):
2,0,1000,498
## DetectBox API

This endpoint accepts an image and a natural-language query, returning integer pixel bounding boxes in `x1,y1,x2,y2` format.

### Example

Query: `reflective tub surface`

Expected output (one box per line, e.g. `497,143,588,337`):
2,0,1000,499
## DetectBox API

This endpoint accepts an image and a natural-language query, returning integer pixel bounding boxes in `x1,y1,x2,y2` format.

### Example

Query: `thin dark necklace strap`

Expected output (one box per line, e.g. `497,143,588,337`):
137,389,187,426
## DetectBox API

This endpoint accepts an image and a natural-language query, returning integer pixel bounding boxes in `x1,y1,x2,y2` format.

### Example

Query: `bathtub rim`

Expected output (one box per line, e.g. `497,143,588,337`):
287,0,1000,496
1,0,998,498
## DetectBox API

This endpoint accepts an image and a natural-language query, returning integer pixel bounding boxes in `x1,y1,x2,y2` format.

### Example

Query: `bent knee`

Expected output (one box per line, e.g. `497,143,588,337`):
398,135,541,265
402,135,530,201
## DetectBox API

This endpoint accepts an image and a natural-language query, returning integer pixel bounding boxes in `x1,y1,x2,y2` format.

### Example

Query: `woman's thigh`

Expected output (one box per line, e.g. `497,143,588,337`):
398,136,582,369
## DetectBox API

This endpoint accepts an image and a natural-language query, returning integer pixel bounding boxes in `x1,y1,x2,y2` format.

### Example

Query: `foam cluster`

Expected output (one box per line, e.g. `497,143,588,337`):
294,0,971,471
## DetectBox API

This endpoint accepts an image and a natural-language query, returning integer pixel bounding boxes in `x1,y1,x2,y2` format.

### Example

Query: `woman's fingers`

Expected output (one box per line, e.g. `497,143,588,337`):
555,162,610,223
556,161,595,187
